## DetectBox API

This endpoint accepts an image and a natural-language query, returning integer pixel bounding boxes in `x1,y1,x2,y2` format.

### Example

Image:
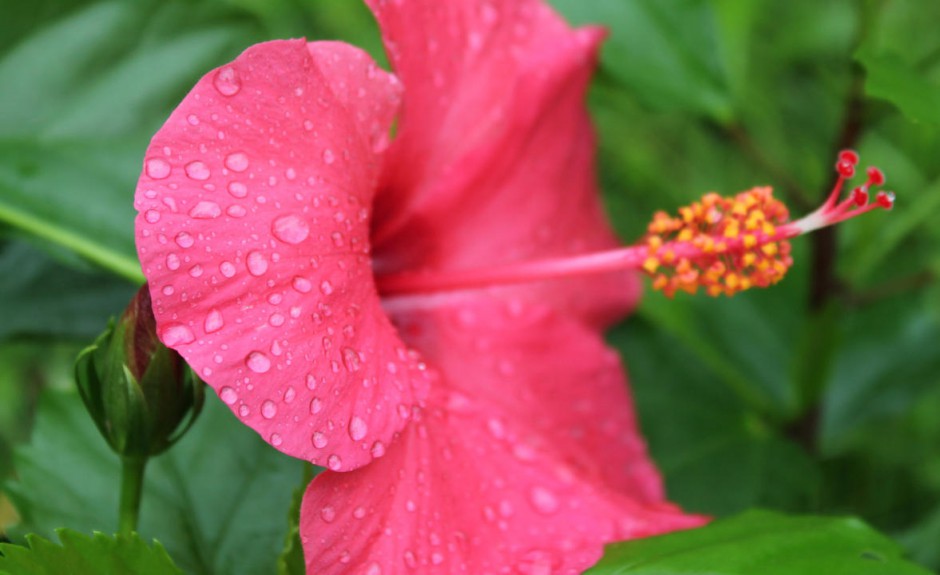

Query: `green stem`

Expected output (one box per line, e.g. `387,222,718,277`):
118,456,148,535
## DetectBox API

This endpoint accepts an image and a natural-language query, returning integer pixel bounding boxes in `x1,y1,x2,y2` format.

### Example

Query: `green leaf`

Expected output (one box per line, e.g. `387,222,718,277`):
611,314,820,516
5,389,303,575
0,241,134,341
551,0,734,122
586,510,933,575
856,47,940,125
0,529,182,575
0,0,258,280
276,464,317,575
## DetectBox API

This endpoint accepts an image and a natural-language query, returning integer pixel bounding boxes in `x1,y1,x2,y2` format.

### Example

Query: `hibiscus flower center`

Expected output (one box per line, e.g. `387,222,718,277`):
375,151,892,298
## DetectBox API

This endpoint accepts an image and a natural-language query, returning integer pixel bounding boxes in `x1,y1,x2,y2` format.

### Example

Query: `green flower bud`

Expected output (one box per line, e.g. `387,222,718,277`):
75,285,204,459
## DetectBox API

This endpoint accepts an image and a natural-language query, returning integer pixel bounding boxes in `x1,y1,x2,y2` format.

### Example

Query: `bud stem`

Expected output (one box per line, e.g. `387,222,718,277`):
118,455,148,535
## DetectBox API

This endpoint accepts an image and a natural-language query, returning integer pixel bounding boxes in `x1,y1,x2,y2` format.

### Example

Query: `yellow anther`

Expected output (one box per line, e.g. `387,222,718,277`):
662,250,676,264
643,257,660,274
742,253,757,267
762,243,778,256
648,235,663,250
677,228,694,242
743,234,757,248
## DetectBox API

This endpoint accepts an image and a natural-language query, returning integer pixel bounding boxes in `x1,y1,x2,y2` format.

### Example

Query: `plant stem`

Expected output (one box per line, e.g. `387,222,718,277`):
118,456,148,535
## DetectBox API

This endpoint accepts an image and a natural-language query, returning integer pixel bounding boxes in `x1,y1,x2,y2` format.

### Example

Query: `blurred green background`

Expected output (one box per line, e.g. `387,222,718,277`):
0,0,938,571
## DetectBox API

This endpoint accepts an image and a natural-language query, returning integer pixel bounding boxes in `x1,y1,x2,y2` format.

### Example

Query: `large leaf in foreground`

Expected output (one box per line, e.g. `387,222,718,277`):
0,530,181,575
4,390,303,575
587,510,933,575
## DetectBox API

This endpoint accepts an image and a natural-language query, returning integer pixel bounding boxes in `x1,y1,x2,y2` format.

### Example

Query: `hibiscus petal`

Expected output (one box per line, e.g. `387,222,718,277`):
135,39,430,471
300,392,704,574
366,0,636,324
386,293,665,502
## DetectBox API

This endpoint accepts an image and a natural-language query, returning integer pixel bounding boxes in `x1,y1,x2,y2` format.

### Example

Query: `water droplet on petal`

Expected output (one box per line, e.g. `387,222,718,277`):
284,386,296,403
271,433,283,446
528,486,560,515
342,348,362,372
175,232,195,248
225,152,249,172
320,280,333,295
220,261,236,277
214,66,241,96
189,201,221,219
310,397,323,414
144,209,161,223
166,253,181,270
246,351,272,373
220,386,238,405
371,440,386,458
348,416,368,441
187,114,199,126
322,149,335,165
269,313,285,327
246,251,269,276
272,214,310,244
292,276,312,293
227,181,248,198
312,431,328,448
320,506,336,523
261,400,277,419
184,161,211,181
327,454,342,470
146,158,171,179
161,324,195,346
204,309,224,333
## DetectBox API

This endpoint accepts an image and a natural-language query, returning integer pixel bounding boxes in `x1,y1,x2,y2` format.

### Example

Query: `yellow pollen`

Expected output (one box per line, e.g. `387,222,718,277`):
640,186,794,297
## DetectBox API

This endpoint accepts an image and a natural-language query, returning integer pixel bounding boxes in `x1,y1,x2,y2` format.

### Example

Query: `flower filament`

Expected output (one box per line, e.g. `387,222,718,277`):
376,151,893,298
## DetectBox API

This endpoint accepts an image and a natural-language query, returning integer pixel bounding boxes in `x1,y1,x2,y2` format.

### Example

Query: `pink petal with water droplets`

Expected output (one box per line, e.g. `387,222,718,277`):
134,39,430,471
388,294,665,501
300,391,705,575
367,0,635,325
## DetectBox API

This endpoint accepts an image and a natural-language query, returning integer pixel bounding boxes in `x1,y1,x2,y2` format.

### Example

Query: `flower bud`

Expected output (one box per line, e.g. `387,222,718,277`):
75,285,204,459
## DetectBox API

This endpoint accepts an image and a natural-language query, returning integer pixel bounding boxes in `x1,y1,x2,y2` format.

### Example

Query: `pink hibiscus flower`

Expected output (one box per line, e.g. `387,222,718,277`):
134,0,891,572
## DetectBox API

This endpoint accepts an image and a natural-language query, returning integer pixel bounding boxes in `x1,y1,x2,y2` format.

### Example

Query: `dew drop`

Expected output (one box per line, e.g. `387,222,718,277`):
528,486,560,515
342,347,362,372
219,261,236,278
238,405,250,417
166,253,181,270
320,506,336,523
371,440,386,458
144,209,161,223
271,433,283,446
246,251,269,276
272,214,310,244
175,232,195,248
348,416,368,441
204,309,224,333
327,454,342,470
365,562,382,575
322,149,335,165
261,400,278,419
312,431,328,448
145,158,171,179
186,114,199,126
160,324,195,346
246,351,272,373
227,205,247,218
227,181,248,198
189,201,221,219
310,397,323,414
284,386,296,404
188,264,203,278
292,276,312,293
225,152,249,172
320,280,334,295
214,66,241,96
184,161,211,181
269,313,285,327
220,386,238,405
